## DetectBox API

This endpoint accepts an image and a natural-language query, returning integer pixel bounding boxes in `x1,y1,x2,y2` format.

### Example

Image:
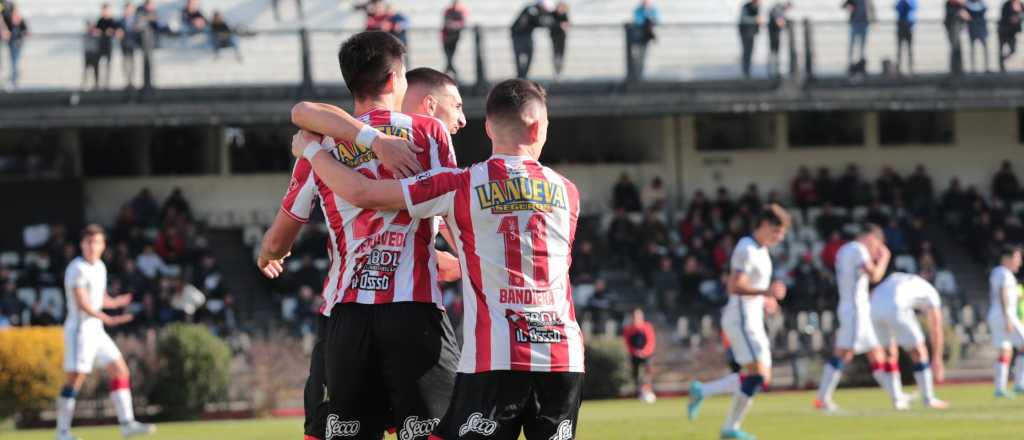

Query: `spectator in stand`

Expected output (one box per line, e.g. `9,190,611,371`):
679,255,706,310
181,0,209,37
570,240,599,284
387,5,409,47
715,187,737,219
289,255,322,293
210,11,242,61
906,164,935,214
792,166,818,209
904,216,928,255
629,0,659,80
511,1,549,79
5,4,26,89
993,160,1020,203
786,253,828,312
441,0,468,80
678,210,706,243
355,0,387,31
815,202,846,238
865,200,889,226
608,208,638,265
999,0,1023,72
96,3,119,89
136,244,167,279
550,2,570,80
162,187,192,222
137,0,171,47
712,235,735,273
586,278,616,334
815,166,836,204
169,277,206,323
651,256,680,317
821,230,844,270
82,20,103,90
623,308,657,402
155,226,185,263
967,0,991,72
689,189,711,214
118,258,152,298
740,183,763,212
843,0,875,71
941,177,969,229
642,177,667,211
117,2,140,89
884,218,907,254
738,0,762,78
875,166,904,205
946,0,969,74
132,188,160,226
767,1,792,78
896,0,917,74
614,173,643,212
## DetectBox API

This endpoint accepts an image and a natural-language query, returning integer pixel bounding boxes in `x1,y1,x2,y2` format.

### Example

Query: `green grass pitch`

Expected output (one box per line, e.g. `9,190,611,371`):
4,384,1021,439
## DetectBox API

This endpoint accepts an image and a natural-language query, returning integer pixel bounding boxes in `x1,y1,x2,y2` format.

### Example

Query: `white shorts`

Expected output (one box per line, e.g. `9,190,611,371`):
835,308,881,354
721,313,772,367
989,318,1024,350
64,322,122,373
872,311,924,349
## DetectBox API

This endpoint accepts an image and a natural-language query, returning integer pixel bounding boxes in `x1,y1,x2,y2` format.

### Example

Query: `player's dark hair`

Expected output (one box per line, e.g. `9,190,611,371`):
999,244,1021,260
338,31,406,100
857,222,883,238
81,224,105,240
485,78,547,125
755,203,791,229
406,67,457,92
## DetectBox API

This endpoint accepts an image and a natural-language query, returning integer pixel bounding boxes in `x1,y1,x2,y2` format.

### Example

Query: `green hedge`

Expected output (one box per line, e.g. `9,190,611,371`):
149,324,231,420
582,337,629,400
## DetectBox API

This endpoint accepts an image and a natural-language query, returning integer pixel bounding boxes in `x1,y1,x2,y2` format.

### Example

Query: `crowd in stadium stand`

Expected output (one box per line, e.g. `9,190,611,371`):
0,1,27,90
0,188,237,333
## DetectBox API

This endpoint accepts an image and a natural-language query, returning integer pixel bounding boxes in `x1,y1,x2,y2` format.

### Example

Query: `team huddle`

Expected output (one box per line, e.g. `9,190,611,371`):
52,29,1024,440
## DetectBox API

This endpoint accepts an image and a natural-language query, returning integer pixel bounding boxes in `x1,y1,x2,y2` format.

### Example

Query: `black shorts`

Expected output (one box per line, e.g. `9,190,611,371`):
324,302,458,440
304,315,328,439
434,371,584,440
630,356,650,370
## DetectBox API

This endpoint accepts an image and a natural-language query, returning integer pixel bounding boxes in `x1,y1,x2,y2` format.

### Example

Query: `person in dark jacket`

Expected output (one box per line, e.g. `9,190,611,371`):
999,0,1023,71
739,0,763,78
623,308,658,402
966,0,991,72
896,0,917,73
441,0,468,79
946,0,969,74
844,0,875,69
510,1,550,79
767,1,792,78
629,0,659,80
550,2,570,79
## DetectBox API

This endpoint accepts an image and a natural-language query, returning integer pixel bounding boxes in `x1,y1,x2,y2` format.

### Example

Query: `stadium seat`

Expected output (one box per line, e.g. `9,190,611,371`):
281,297,298,321
941,306,953,325
893,255,917,273
15,287,37,307
700,315,714,337
688,334,702,351
810,330,824,351
580,319,593,338
851,206,868,221
39,287,64,320
242,225,264,247
796,311,809,331
1012,201,1024,216
604,319,617,336
313,258,329,271
0,251,20,267
22,252,41,268
934,270,958,296
163,264,182,277
286,260,302,273
960,305,975,328
820,310,834,332
787,329,801,352
675,316,689,340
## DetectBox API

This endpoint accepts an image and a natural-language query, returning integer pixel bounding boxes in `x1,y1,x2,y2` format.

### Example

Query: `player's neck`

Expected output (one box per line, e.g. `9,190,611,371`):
354,96,396,116
83,256,101,264
492,143,539,160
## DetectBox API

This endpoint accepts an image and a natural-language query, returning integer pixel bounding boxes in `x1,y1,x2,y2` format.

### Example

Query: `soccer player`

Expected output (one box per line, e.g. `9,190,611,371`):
623,308,657,403
988,244,1024,397
57,225,154,440
290,78,585,440
258,32,462,440
694,205,790,440
870,272,949,409
259,64,466,440
814,224,905,411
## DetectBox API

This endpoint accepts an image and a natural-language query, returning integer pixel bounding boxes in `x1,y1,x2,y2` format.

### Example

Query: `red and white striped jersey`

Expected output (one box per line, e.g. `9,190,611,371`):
400,154,584,373
280,109,457,315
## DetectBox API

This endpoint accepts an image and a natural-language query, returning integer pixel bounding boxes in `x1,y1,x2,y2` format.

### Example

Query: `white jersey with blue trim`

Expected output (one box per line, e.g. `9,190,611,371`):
988,265,1020,325
64,257,107,329
836,240,871,315
722,236,772,324
870,272,941,316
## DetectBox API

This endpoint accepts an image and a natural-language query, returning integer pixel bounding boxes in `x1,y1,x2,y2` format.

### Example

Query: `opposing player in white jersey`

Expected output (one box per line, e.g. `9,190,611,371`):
291,79,585,439
870,272,948,408
57,225,154,440
814,224,905,410
987,245,1024,397
688,205,789,440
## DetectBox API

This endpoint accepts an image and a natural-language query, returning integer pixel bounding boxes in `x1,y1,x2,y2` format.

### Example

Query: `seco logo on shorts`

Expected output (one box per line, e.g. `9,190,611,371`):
399,416,440,440
458,412,499,437
325,414,360,439
548,420,573,440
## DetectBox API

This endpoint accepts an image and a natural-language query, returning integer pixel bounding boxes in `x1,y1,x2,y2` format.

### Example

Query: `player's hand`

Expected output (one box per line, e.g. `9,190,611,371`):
932,359,945,383
102,314,133,327
257,252,288,279
371,134,424,178
874,244,891,261
291,129,323,159
436,250,461,282
768,280,787,300
764,296,780,315
114,293,134,308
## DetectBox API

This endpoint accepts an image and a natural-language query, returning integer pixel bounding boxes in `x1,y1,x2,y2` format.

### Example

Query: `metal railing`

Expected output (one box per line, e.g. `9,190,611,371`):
11,18,1024,92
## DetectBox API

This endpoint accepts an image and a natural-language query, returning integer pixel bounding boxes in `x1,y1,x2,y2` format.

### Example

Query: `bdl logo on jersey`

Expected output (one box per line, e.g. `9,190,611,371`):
506,309,564,344
333,125,411,168
475,177,567,213
351,249,401,291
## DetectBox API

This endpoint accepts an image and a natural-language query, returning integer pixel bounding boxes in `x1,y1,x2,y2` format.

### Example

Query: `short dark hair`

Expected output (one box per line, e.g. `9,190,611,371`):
485,78,547,126
81,224,105,240
756,204,791,229
1000,244,1021,260
857,222,883,238
338,31,406,99
406,67,457,92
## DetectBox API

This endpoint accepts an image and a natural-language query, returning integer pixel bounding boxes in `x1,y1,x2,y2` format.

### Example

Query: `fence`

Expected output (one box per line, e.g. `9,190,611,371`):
11,19,1024,91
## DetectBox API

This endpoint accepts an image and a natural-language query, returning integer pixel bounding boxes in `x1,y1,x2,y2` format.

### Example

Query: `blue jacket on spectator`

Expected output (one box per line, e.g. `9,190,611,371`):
896,0,917,24
634,5,659,26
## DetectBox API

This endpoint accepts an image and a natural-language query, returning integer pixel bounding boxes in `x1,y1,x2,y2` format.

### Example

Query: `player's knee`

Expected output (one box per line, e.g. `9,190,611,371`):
827,356,845,370
740,374,764,397
60,385,78,399
913,361,929,372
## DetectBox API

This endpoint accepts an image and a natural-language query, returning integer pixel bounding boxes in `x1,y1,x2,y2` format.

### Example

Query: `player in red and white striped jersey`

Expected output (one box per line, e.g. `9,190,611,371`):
291,79,584,440
258,33,462,440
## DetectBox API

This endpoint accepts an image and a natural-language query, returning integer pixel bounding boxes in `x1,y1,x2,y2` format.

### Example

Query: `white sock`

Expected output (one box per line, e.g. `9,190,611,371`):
816,364,842,403
872,369,897,400
914,368,936,402
110,389,135,424
1014,355,1024,389
56,396,76,435
702,373,740,397
722,392,753,431
891,369,904,399
995,360,1010,393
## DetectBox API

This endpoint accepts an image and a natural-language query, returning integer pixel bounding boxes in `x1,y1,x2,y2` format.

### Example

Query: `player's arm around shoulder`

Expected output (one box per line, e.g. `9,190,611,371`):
291,130,406,211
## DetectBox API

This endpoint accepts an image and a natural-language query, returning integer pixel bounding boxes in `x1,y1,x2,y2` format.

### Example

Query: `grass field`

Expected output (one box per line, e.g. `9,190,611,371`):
4,383,1021,439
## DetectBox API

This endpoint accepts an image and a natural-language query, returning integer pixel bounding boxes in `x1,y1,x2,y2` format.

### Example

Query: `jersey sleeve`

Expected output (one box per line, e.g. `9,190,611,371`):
425,117,458,169
730,242,755,275
65,263,88,290
401,167,466,219
281,158,318,223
